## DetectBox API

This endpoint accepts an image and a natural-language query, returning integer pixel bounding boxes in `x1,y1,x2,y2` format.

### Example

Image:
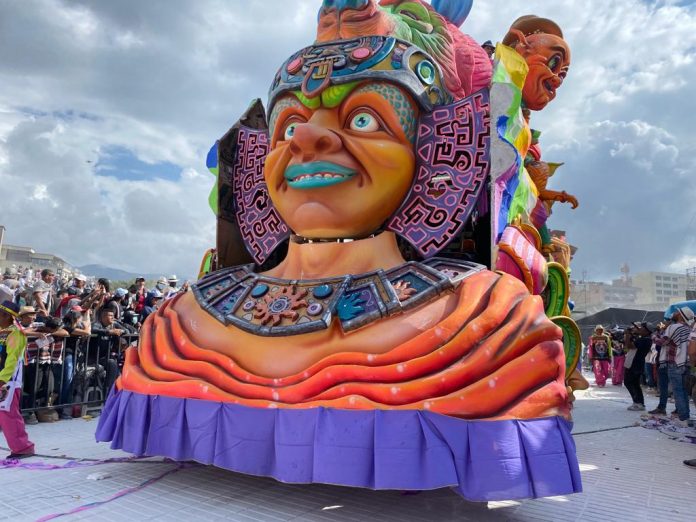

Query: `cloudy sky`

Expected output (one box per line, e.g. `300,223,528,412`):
1,0,694,282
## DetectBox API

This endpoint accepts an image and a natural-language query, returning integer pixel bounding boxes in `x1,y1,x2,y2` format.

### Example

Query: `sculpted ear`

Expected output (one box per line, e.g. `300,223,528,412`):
217,99,289,267
386,90,490,258
504,29,530,51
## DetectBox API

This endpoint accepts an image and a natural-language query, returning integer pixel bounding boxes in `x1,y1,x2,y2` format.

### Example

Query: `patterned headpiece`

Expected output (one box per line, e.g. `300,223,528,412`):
268,36,452,114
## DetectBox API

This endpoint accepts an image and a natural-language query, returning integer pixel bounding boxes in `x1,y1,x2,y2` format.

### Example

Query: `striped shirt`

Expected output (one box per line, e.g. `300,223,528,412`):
663,323,691,367
25,335,64,365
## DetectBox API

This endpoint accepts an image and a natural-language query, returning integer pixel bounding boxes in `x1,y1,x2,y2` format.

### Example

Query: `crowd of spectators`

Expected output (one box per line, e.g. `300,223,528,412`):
0,266,188,423
586,307,696,461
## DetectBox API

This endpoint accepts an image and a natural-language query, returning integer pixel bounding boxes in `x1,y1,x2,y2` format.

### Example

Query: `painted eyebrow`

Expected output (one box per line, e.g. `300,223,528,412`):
550,45,567,60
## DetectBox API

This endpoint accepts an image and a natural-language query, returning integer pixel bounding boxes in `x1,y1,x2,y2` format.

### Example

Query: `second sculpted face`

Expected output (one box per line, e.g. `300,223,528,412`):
265,81,418,239
513,33,571,111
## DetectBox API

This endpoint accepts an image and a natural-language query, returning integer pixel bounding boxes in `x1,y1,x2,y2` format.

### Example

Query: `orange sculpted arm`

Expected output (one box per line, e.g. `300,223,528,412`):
120,271,568,420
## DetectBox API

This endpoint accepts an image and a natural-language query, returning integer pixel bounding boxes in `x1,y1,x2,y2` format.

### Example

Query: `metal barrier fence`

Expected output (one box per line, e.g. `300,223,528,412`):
21,333,139,416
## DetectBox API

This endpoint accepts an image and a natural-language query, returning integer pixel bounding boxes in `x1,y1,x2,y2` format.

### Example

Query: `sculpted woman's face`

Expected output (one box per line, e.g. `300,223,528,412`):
265,81,418,238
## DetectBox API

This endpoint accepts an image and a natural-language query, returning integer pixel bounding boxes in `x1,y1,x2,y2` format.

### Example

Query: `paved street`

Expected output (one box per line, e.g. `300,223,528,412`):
2,373,695,522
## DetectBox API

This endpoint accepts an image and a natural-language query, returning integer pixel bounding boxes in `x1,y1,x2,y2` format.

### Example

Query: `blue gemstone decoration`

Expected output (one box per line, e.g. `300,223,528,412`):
251,284,269,298
416,60,436,85
337,293,365,321
313,284,333,299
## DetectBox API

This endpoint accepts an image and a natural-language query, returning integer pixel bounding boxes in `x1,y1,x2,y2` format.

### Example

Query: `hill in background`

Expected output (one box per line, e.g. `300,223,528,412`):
78,264,193,283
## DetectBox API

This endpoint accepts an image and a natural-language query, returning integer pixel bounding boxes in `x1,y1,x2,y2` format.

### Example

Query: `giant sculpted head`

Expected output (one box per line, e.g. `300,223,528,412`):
503,15,571,111
234,0,492,263
265,80,418,239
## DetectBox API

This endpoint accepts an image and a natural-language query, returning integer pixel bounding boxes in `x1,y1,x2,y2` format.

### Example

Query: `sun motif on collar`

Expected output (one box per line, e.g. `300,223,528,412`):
253,286,309,326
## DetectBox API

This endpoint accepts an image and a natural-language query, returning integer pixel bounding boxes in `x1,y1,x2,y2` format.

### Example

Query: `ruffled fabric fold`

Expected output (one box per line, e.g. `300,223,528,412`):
96,390,581,501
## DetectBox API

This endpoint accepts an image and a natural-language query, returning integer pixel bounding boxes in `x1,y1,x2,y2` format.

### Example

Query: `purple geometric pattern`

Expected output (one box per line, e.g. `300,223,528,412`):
387,89,490,258
233,127,289,264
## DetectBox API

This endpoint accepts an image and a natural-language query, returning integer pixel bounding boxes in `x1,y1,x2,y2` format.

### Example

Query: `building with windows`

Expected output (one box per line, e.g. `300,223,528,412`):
632,271,688,308
0,225,74,276
687,267,696,300
570,279,641,318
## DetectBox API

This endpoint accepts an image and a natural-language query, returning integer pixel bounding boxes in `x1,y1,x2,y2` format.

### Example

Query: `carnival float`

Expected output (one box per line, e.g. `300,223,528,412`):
97,0,584,501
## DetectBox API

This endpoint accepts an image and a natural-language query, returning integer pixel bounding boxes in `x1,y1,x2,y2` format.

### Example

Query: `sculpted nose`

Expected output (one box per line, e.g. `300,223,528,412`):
288,123,342,161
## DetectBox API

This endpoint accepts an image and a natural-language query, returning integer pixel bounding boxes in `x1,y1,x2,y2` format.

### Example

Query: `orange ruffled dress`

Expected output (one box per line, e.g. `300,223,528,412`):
116,270,569,420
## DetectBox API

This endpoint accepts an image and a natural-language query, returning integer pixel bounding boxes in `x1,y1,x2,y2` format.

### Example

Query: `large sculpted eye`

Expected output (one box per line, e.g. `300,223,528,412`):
348,111,381,133
284,122,299,140
280,117,305,141
547,54,561,72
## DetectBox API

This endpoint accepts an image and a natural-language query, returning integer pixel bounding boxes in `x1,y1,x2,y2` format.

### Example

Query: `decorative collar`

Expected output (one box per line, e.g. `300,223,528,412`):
192,258,484,337
290,233,378,245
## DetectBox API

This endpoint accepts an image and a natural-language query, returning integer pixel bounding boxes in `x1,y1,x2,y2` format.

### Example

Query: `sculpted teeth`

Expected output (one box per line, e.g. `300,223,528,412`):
293,173,346,181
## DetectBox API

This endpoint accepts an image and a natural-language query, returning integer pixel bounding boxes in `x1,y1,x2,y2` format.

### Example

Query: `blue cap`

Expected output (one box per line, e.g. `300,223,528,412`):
0,300,20,317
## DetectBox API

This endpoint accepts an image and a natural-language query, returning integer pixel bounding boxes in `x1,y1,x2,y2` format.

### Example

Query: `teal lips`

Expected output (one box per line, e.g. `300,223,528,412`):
284,161,357,190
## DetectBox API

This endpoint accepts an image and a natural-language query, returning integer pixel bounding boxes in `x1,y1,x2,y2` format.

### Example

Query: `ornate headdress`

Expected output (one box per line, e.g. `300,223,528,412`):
218,0,491,265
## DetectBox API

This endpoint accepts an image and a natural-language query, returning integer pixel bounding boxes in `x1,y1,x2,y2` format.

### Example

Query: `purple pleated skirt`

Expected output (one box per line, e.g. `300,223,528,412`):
95,390,582,501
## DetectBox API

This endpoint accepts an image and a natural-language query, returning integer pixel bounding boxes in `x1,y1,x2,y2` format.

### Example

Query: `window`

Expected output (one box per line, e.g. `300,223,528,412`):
672,277,678,282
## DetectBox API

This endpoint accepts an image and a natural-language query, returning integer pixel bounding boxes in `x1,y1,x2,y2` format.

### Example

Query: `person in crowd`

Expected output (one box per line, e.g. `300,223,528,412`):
31,269,55,319
54,287,79,320
91,308,128,394
54,288,68,314
644,339,657,390
0,268,20,304
140,289,163,323
689,316,696,367
0,300,35,458
686,319,696,469
650,322,671,415
623,322,652,411
18,306,39,332
155,276,169,296
588,325,612,387
165,275,179,299
23,317,68,423
122,285,141,330
68,274,87,297
59,306,91,420
81,278,110,316
104,288,128,321
660,308,694,429
610,329,625,386
133,277,147,315
481,40,495,59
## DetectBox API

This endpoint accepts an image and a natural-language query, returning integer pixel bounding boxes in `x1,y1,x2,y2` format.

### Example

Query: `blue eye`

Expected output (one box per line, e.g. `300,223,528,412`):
349,112,380,132
284,122,299,140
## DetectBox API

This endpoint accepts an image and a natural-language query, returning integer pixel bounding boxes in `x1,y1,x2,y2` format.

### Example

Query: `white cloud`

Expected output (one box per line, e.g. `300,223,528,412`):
0,0,695,280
